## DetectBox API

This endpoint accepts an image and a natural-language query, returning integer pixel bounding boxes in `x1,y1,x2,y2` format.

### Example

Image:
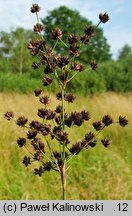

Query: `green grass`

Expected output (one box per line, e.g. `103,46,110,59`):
0,92,132,199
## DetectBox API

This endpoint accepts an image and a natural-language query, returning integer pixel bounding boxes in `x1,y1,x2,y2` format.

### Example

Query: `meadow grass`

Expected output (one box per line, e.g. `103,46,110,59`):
0,92,131,199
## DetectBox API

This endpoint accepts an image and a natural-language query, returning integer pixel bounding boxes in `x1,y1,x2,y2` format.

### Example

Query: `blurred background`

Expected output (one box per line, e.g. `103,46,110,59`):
0,0,132,200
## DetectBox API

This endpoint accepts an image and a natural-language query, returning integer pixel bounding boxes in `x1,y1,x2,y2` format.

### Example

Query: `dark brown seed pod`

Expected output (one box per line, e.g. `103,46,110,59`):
99,13,109,23
119,116,128,127
31,4,41,13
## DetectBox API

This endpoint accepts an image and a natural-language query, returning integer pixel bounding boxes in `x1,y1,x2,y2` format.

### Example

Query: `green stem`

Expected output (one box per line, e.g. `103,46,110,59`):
36,12,39,23
61,89,65,162
44,138,61,172
95,21,101,29
68,72,78,82
61,160,66,200
59,38,69,48
68,68,91,83
54,69,62,86
61,89,67,200
53,40,58,51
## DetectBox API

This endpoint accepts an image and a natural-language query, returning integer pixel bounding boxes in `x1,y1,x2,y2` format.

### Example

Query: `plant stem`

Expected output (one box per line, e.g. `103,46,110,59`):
36,12,39,24
53,40,58,51
61,159,66,200
61,88,67,199
61,89,65,162
95,21,101,29
59,38,69,48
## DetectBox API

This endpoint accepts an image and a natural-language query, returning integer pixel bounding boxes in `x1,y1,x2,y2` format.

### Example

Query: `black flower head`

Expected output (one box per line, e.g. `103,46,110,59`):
102,115,113,126
93,121,103,131
40,123,51,136
56,92,63,100
22,156,31,167
39,96,50,105
70,142,82,155
101,138,112,147
4,111,14,120
31,4,41,13
46,110,55,120
43,161,52,171
81,110,90,121
17,137,26,147
52,127,69,143
33,23,44,32
71,62,85,72
119,116,128,127
67,34,79,44
55,105,62,113
69,44,80,57
57,129,70,144
27,130,37,139
27,39,45,56
80,35,90,44
51,28,62,40
34,166,44,176
89,139,97,148
64,93,76,103
31,138,45,152
84,26,96,37
55,114,61,125
29,120,43,131
37,108,48,118
34,88,42,96
53,151,61,160
55,56,70,68
44,66,53,74
90,60,98,70
71,111,84,126
32,62,41,69
84,132,95,143
99,13,109,23
65,116,72,128
16,116,28,127
42,76,53,86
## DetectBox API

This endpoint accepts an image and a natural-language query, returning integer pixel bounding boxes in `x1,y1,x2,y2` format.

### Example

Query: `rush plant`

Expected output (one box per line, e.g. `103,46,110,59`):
4,4,128,200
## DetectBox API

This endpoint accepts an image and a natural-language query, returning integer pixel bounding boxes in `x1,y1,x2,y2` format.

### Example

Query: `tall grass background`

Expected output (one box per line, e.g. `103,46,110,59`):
0,92,131,199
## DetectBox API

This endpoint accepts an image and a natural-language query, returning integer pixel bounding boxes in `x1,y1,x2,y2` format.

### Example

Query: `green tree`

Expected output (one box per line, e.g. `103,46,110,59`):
42,6,111,63
119,53,132,91
10,28,32,75
99,54,132,92
118,44,132,60
0,31,13,57
0,28,35,75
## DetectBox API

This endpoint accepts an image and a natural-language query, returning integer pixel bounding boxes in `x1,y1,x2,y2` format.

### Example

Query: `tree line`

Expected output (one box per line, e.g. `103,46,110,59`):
0,6,132,94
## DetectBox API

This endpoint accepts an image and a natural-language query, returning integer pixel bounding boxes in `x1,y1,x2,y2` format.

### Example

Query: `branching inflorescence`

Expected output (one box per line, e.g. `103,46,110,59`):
4,4,128,200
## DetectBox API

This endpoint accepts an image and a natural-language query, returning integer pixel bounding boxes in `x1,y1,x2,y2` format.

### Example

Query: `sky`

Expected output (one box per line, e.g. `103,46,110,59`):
0,0,132,59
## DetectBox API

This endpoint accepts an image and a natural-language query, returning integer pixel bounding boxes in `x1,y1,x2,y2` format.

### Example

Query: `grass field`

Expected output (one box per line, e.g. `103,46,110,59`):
0,92,132,200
